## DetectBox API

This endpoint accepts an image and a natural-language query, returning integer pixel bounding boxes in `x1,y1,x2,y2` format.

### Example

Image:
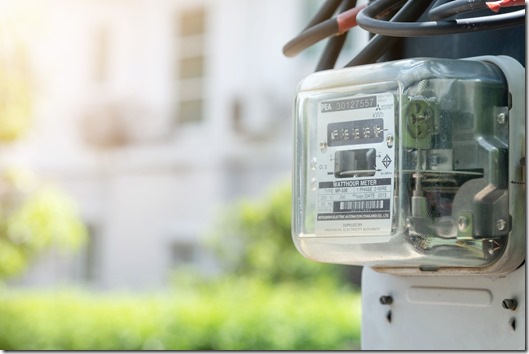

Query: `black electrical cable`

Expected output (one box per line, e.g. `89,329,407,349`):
315,33,349,71
371,0,409,20
283,1,368,58
345,0,433,67
282,0,342,57
344,34,398,67
356,0,525,37
429,0,491,20
283,19,339,57
304,0,343,30
316,0,358,71
430,0,456,12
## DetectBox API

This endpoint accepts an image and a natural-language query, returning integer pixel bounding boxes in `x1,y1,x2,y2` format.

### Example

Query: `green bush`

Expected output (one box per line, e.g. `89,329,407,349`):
208,184,352,284
0,278,361,350
0,168,87,281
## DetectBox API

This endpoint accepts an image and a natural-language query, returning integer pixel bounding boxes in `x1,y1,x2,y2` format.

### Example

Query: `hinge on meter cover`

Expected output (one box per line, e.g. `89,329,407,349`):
292,56,525,275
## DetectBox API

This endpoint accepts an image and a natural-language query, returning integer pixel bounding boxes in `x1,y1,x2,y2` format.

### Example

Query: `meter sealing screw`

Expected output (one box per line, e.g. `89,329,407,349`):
496,218,506,231
386,134,394,148
497,112,507,124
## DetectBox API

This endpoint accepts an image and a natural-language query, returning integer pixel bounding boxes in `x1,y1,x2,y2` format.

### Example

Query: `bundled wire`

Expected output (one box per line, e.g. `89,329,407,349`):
283,0,526,69
429,0,526,19
356,0,525,37
315,0,358,71
303,0,343,30
345,0,433,67
282,0,366,57
429,0,495,20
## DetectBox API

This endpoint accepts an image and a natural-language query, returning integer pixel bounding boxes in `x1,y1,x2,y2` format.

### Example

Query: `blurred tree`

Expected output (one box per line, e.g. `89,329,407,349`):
0,168,87,280
209,183,353,284
0,39,87,281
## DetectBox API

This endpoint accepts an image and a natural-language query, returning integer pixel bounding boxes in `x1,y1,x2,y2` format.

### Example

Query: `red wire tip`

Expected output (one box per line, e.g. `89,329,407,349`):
486,2,501,11
336,4,367,34
486,0,526,12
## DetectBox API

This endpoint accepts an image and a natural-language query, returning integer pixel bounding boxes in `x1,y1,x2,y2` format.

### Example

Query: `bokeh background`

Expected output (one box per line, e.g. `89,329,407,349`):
0,0,368,349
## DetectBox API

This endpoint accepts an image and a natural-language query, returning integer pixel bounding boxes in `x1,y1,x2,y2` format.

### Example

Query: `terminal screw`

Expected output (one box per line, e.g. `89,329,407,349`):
502,299,517,311
386,134,394,148
496,218,507,231
497,112,507,124
379,295,393,305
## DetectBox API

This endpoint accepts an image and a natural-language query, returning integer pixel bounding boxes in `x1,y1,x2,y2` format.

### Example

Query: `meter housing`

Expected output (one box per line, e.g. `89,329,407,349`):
292,56,525,274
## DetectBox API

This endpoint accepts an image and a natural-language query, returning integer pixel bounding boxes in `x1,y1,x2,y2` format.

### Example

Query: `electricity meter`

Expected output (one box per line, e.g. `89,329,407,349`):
292,56,525,274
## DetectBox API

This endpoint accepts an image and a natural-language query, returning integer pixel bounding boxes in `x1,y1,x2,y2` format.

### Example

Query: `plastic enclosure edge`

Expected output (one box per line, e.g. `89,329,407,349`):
292,56,525,276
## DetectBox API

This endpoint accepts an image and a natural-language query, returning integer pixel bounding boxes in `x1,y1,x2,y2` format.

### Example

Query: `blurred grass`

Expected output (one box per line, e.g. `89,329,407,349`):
0,277,361,350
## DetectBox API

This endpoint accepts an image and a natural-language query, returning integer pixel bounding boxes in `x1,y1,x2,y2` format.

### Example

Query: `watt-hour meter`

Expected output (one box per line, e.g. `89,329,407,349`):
292,56,525,275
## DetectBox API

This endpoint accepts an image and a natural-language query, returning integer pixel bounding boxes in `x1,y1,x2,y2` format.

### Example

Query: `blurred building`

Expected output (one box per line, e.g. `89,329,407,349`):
4,0,366,290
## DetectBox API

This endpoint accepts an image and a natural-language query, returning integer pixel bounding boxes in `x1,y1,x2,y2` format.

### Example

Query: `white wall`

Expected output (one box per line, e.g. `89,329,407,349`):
6,0,366,290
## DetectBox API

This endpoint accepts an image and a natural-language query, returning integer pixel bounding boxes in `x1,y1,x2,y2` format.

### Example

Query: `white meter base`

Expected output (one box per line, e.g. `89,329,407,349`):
361,264,526,350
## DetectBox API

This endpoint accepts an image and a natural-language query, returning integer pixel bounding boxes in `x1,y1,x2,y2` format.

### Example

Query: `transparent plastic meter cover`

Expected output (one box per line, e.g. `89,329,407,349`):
293,57,525,272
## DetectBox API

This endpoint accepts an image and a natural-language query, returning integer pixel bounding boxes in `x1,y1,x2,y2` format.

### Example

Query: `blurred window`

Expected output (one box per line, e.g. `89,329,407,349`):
170,241,197,268
93,26,109,83
179,7,205,36
175,7,207,124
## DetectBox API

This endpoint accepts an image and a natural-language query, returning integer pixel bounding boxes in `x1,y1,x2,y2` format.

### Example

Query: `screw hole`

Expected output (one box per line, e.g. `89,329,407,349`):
509,317,516,332
386,310,392,323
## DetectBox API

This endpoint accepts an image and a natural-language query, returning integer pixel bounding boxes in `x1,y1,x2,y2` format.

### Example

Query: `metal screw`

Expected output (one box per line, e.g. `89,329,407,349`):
310,177,318,192
310,157,317,170
379,295,393,305
486,240,501,256
457,216,468,231
502,298,517,311
428,154,440,166
320,141,327,152
386,134,394,148
497,218,507,231
497,112,507,124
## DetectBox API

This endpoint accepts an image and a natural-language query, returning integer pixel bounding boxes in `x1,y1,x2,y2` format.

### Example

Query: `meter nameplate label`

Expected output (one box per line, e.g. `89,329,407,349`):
315,93,395,237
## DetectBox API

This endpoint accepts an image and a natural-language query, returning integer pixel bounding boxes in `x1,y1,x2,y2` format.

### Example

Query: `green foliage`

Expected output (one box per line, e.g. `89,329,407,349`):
0,278,361,350
208,183,349,283
0,168,87,280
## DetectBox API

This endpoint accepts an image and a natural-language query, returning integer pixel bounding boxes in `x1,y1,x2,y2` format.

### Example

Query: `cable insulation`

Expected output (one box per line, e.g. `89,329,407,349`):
486,0,526,12
429,0,493,20
337,4,366,33
357,0,525,37
346,0,433,67
283,1,367,57
316,0,358,71
304,0,343,30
